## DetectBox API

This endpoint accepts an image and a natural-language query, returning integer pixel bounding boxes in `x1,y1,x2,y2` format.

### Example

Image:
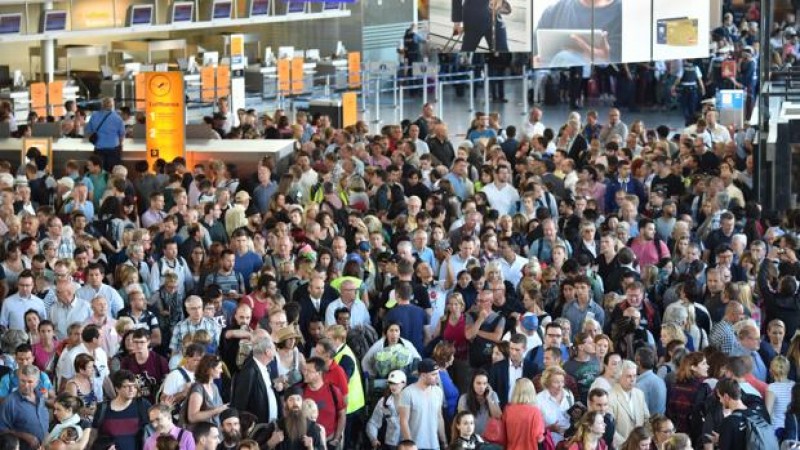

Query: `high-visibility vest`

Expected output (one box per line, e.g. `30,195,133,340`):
333,344,365,413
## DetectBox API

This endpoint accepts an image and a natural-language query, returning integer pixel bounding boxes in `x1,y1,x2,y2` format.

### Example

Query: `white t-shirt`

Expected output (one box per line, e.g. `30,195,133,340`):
482,182,520,216
161,367,195,396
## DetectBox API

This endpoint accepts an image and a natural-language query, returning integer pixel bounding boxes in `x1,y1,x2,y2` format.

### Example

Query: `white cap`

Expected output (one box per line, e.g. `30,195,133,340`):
387,370,407,384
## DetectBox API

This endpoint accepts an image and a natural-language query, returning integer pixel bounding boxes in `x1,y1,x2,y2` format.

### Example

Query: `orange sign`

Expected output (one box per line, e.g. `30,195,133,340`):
347,52,361,88
216,66,230,98
201,67,216,102
277,59,291,94
134,73,146,110
342,91,357,127
230,34,245,67
48,81,65,117
30,82,47,116
145,72,185,167
291,57,304,95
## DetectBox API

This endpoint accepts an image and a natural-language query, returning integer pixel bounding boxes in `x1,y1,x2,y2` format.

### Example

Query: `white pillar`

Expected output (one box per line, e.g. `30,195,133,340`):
41,2,55,82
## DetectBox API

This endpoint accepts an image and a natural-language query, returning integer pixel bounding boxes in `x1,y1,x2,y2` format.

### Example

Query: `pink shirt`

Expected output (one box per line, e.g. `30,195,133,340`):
629,238,670,269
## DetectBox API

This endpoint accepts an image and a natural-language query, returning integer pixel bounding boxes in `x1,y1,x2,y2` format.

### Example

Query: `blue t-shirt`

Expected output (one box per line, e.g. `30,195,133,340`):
234,251,263,290
466,128,497,144
385,304,429,354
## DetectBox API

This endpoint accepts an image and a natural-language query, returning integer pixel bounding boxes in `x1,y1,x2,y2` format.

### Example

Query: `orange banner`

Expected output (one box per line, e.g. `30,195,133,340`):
277,59,291,94
134,73,146,110
342,91,357,127
30,82,47,116
347,51,361,88
291,56,304,95
216,66,230,98
200,67,216,102
230,34,245,67
48,81,65,117
145,72,185,167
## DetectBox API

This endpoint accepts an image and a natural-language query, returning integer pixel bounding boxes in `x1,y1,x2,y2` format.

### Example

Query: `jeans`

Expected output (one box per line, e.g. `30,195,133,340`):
680,86,699,125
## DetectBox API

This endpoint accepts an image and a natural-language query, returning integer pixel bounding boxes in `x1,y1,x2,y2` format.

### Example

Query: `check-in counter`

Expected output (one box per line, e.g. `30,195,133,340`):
0,138,295,177
316,59,349,90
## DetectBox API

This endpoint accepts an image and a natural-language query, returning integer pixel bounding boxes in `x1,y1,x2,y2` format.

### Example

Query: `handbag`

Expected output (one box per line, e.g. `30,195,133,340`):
490,0,512,15
88,111,111,145
782,414,800,450
483,417,506,445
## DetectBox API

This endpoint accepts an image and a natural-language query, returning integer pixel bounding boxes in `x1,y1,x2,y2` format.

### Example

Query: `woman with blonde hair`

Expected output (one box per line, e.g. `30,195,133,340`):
662,433,692,450
502,378,545,450
536,366,575,445
565,410,608,450
659,323,687,357
767,355,795,435
761,319,788,366
593,333,613,362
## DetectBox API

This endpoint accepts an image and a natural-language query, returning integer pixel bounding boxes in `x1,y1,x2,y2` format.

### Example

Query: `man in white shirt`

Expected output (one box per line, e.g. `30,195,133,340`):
56,324,109,384
705,109,732,144
76,263,123,317
160,343,205,404
408,123,430,156
0,271,45,331
482,164,520,215
523,107,545,140
324,279,370,327
49,278,92,340
498,239,528,289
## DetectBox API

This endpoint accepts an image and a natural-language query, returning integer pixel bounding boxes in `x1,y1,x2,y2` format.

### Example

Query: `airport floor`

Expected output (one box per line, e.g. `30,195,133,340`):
189,78,687,137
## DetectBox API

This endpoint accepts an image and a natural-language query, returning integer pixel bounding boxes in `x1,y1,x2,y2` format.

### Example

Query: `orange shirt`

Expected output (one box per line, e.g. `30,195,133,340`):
503,404,545,450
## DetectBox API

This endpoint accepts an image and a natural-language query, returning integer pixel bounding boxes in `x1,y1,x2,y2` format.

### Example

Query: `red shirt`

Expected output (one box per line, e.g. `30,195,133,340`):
303,382,344,437
324,360,349,397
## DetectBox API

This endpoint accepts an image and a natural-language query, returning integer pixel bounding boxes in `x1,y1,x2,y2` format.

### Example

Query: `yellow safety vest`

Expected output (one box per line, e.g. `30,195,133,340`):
333,344,365,413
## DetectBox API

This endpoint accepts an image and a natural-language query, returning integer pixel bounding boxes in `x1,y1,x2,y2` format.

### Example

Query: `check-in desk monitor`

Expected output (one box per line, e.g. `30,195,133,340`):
31,123,61,139
0,14,23,35
126,5,154,27
286,1,306,14
40,10,68,32
248,0,270,16
170,2,195,23
212,0,233,20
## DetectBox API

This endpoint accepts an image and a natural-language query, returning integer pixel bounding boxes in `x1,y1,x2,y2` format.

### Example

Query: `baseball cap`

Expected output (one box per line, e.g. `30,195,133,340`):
387,370,407,384
234,191,251,202
418,358,439,374
521,313,539,332
57,177,74,190
358,241,371,252
347,253,364,265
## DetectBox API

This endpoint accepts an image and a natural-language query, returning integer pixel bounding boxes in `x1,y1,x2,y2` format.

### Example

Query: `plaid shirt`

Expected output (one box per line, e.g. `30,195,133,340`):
169,317,220,354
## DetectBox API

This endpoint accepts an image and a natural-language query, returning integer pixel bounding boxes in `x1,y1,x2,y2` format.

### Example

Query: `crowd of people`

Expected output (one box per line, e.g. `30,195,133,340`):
0,3,796,450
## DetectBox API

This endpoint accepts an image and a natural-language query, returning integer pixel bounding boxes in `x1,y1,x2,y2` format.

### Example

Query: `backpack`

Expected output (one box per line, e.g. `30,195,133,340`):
347,324,379,364
732,409,779,450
